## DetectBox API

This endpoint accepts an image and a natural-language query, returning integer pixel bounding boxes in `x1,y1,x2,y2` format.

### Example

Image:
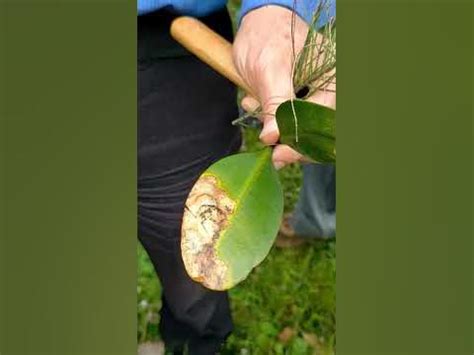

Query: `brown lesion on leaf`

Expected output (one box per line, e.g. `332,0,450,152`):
181,175,235,290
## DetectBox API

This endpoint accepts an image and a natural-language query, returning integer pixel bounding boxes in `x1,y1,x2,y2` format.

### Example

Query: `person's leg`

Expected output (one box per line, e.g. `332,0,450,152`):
140,232,233,354
138,9,240,354
290,163,336,238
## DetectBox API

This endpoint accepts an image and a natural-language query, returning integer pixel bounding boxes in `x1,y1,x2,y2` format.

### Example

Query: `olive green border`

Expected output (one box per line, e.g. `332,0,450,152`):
2,1,136,354
1,3,7,350
337,1,472,354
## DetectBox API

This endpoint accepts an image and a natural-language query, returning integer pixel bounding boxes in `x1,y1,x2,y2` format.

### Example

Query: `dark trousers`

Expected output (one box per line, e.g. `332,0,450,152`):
138,9,241,354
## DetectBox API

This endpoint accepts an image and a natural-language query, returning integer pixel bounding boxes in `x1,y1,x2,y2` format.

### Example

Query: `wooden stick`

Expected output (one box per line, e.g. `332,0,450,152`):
170,16,255,97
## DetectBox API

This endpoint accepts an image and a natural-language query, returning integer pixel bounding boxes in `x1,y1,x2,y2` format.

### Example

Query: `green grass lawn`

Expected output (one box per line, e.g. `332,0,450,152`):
138,128,336,354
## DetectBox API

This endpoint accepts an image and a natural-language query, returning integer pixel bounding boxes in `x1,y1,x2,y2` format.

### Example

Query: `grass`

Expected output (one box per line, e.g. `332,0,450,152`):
137,2,335,353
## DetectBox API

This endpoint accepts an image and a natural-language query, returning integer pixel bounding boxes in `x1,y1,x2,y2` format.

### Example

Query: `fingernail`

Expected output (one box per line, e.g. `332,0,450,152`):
273,161,285,170
259,119,278,140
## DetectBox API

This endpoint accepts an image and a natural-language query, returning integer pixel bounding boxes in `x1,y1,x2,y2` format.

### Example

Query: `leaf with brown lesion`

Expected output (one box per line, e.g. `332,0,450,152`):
181,149,283,290
181,174,235,290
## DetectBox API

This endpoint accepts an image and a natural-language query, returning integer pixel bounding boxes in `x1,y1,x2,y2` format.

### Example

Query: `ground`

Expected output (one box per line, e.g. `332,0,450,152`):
137,3,335,353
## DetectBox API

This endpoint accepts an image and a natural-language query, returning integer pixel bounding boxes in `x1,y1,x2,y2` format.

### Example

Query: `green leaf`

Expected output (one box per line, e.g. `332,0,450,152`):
276,99,335,163
181,148,283,290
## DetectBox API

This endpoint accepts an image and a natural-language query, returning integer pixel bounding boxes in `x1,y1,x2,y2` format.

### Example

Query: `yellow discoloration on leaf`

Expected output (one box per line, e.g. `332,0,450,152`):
181,175,235,290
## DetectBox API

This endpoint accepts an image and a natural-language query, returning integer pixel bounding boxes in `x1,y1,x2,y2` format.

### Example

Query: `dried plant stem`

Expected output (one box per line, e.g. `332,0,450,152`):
289,0,336,140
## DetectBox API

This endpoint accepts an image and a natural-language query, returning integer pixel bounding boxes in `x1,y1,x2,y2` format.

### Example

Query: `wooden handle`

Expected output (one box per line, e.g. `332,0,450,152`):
170,16,254,96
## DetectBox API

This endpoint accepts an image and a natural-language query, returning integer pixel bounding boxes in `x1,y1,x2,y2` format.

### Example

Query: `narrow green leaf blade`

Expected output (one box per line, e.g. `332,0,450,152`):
276,99,336,163
181,148,283,290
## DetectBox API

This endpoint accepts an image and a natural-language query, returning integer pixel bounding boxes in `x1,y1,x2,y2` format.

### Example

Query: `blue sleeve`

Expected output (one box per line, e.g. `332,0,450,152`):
137,0,162,15
240,0,335,25
138,0,228,17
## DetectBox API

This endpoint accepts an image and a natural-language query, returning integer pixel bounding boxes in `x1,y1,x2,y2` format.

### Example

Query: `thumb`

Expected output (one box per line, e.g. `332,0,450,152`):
258,71,293,145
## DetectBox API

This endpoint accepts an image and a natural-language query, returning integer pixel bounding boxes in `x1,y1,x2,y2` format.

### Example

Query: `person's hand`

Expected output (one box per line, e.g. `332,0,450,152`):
233,5,335,169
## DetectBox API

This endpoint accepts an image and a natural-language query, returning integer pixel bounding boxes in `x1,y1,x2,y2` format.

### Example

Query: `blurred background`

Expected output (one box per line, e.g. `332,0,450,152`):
137,2,335,353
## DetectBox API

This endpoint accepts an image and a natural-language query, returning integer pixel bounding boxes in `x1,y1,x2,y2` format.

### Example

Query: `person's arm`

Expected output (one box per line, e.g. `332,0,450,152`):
233,1,335,169
137,0,227,17
240,0,328,24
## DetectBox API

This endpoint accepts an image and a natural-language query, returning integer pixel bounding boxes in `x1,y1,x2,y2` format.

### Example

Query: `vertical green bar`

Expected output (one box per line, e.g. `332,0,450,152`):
1,3,7,350
2,1,136,354
338,1,472,354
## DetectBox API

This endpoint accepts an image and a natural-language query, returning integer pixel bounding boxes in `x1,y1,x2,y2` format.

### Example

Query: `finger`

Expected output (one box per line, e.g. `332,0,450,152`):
272,144,304,170
259,67,293,118
307,71,336,109
259,70,293,144
240,95,260,113
259,118,280,145
308,89,336,110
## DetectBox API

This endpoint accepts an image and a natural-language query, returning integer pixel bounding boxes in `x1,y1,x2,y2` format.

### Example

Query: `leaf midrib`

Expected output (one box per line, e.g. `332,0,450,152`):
215,148,272,272
229,148,271,220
